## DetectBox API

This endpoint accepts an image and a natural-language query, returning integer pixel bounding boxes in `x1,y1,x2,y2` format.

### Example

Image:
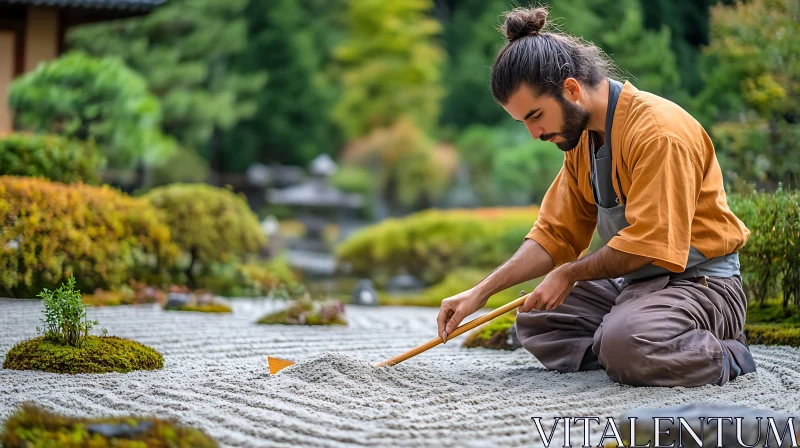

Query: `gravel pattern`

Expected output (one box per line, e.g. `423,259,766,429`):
1,298,799,447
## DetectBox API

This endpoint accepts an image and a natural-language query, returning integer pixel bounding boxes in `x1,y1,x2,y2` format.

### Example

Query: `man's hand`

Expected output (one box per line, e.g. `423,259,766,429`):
519,265,573,313
437,288,486,344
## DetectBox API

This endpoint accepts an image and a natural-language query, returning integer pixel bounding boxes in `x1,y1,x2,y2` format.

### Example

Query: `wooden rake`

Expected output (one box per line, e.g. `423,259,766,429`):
267,291,530,375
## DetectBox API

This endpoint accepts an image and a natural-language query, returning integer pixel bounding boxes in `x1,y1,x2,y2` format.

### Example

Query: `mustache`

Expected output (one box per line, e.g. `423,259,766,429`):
540,133,558,142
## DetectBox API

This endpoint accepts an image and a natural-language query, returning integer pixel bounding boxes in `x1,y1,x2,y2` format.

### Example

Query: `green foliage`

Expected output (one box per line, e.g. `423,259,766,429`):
0,176,180,297
149,147,210,187
336,207,538,285
143,184,266,280
257,298,347,325
341,118,456,211
0,133,106,184
67,0,267,169
462,311,518,350
728,187,800,315
36,276,100,348
456,124,564,205
2,335,163,374
196,258,299,298
698,0,800,188
381,268,541,308
332,0,444,139
744,324,800,348
8,52,175,169
0,403,217,447
222,0,345,168
331,165,376,218
168,303,232,313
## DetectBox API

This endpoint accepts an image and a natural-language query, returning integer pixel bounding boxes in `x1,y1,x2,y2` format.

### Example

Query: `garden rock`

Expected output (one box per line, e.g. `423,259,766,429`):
165,292,191,310
351,279,379,306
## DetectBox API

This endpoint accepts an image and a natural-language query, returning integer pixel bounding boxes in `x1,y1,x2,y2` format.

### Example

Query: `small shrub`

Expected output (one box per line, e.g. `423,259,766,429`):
336,207,538,286
143,184,266,287
729,187,800,316
0,133,106,184
0,403,217,447
462,311,518,350
195,257,298,297
36,276,100,348
0,176,180,296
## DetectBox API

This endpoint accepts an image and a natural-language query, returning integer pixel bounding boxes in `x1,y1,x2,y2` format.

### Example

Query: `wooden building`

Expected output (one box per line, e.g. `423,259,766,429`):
0,0,163,133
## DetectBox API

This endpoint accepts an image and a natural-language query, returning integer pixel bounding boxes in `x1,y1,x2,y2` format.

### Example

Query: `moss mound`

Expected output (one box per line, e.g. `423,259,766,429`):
744,323,800,347
171,303,232,313
258,299,347,325
2,336,164,374
1,403,217,447
462,311,518,350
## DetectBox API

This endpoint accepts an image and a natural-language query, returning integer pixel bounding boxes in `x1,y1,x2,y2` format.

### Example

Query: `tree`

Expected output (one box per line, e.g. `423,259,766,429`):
8,52,174,169
331,0,445,139
221,0,346,169
67,0,267,173
697,0,799,189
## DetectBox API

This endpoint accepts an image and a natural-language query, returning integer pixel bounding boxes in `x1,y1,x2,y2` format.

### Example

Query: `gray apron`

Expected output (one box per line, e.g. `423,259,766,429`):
589,79,740,281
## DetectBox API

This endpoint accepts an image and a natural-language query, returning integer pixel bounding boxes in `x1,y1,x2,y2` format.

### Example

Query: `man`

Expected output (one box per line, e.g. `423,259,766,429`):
436,6,756,387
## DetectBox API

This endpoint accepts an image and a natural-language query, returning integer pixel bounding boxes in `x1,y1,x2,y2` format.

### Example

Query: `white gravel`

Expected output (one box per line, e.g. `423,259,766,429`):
1,297,799,447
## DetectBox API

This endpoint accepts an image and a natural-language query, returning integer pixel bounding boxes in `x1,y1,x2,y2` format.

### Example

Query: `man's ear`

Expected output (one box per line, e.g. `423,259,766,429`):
562,78,581,102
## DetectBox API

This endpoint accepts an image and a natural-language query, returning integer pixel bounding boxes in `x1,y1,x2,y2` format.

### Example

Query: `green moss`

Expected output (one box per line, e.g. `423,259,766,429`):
257,299,347,325
462,311,517,350
166,303,232,313
380,268,540,308
744,323,800,347
746,297,800,325
1,403,217,447
2,336,164,374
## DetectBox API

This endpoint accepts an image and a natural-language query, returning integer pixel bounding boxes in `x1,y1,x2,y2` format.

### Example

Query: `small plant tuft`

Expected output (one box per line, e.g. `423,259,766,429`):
37,276,104,348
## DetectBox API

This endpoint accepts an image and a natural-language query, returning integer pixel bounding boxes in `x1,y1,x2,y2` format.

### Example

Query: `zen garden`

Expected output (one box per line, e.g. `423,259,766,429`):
0,0,798,446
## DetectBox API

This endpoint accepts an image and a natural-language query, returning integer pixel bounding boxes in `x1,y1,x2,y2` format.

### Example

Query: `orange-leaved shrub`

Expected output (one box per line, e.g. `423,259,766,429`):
0,176,179,297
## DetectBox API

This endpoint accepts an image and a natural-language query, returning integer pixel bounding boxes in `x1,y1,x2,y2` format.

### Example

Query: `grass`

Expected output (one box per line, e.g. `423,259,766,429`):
1,403,217,447
743,297,800,347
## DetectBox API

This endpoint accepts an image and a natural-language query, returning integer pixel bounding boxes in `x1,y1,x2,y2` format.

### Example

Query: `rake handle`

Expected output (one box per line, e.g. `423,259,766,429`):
375,293,530,368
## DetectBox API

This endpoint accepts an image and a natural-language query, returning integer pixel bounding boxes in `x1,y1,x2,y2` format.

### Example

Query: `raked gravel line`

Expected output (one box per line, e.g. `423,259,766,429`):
1,297,799,447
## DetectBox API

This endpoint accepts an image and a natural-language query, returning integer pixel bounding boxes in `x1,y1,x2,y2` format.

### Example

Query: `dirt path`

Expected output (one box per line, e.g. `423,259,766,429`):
1,298,799,447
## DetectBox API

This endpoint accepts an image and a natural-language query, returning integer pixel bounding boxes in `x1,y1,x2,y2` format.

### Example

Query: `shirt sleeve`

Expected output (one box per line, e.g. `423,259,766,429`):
525,153,598,267
606,135,703,272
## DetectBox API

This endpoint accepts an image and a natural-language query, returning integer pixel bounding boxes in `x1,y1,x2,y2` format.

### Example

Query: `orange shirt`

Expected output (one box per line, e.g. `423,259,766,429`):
527,81,749,273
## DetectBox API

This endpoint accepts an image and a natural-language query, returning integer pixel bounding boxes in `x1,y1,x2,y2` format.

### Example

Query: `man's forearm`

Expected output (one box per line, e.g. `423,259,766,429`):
562,245,653,283
472,239,555,301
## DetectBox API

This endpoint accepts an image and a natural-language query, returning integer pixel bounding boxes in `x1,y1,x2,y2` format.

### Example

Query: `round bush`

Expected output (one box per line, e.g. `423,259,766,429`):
2,336,164,374
0,176,180,297
0,133,106,184
143,184,266,268
335,207,538,285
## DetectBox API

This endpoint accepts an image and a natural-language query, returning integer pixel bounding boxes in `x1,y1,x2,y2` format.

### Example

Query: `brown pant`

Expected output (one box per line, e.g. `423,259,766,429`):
515,275,756,387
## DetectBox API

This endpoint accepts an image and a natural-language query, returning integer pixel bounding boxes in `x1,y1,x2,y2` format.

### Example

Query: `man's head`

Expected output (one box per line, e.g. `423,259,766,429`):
490,7,613,152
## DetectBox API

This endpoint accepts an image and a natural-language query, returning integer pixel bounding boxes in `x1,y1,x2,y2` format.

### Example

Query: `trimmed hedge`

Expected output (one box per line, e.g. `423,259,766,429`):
1,403,217,447
0,176,179,297
143,184,266,285
729,187,800,314
0,133,106,184
336,207,538,286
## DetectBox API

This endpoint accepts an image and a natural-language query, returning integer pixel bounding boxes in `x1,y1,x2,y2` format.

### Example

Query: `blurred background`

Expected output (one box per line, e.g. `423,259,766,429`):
0,0,797,320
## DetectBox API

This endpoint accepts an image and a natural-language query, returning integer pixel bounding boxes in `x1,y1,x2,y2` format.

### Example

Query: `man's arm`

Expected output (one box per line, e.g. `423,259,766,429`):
437,239,554,343
520,245,654,313
472,238,555,300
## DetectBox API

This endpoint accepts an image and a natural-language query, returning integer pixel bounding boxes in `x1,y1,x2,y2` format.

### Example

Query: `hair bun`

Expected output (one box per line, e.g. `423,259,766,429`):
501,7,548,42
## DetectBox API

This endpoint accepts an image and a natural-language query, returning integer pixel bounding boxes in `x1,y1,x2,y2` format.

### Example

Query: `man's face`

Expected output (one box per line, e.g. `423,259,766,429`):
503,83,590,152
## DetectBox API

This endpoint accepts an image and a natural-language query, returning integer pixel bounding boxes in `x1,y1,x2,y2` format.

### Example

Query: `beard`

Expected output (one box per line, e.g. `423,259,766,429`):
541,96,590,152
